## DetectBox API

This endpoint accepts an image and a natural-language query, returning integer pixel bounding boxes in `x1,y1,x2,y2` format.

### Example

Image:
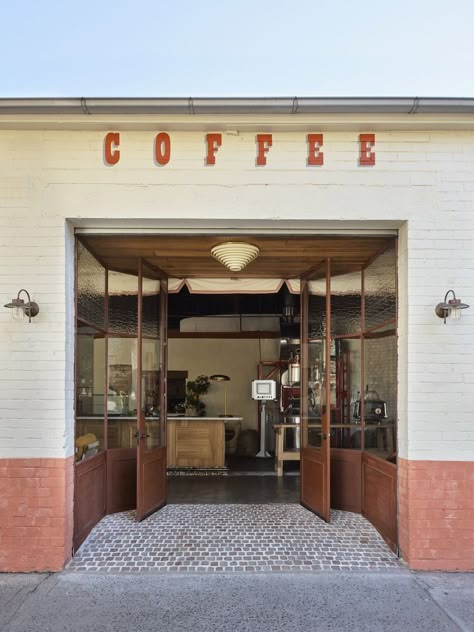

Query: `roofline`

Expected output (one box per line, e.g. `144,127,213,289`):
1,96,474,115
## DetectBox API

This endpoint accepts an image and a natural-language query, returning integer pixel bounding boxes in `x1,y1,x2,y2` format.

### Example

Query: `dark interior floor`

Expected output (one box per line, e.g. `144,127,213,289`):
226,455,276,473
226,455,300,475
167,475,300,504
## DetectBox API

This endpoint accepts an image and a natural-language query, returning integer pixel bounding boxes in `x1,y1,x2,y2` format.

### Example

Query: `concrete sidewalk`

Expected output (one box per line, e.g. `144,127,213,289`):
0,570,473,632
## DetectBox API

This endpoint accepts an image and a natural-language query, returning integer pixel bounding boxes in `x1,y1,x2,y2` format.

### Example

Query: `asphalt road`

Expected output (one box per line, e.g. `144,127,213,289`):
0,570,473,632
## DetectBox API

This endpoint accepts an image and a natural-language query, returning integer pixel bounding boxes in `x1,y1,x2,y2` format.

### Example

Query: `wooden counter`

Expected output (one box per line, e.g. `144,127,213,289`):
166,416,242,468
77,415,243,469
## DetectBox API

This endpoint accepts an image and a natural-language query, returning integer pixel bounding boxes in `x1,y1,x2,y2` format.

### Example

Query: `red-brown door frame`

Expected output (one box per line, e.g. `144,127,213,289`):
136,260,168,521
300,259,331,522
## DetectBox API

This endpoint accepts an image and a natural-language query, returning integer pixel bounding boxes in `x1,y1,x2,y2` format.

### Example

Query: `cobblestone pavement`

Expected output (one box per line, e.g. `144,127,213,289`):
68,505,402,572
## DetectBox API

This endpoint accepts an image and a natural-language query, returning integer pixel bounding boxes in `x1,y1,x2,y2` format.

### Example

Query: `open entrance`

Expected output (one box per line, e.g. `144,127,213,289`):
73,233,398,556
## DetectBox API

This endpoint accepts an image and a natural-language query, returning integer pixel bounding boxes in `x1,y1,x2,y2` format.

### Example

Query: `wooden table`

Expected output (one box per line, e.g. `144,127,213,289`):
273,424,301,477
273,422,395,476
166,416,242,469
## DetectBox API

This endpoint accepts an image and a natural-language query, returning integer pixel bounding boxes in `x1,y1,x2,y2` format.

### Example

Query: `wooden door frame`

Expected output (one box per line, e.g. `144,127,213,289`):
300,259,331,522
136,261,168,521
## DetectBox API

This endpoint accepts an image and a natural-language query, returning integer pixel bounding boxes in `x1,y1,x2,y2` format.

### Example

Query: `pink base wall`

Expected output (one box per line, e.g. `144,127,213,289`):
1,455,473,572
399,458,474,571
0,457,74,572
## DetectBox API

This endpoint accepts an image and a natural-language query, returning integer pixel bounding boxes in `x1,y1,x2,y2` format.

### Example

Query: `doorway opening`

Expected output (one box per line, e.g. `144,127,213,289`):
73,233,398,555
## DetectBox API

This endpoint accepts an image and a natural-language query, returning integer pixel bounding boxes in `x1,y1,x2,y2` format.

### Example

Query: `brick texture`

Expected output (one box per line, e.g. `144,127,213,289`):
398,458,474,571
0,456,74,572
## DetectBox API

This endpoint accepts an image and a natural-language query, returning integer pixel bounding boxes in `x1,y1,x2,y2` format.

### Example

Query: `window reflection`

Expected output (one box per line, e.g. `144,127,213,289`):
107,338,138,449
363,330,397,460
75,322,105,459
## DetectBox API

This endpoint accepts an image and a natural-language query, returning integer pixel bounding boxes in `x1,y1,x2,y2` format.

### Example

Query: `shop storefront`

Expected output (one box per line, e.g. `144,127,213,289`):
0,97,473,572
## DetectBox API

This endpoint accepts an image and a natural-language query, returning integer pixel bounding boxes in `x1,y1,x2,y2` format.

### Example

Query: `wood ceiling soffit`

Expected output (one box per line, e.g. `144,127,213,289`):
81,235,393,278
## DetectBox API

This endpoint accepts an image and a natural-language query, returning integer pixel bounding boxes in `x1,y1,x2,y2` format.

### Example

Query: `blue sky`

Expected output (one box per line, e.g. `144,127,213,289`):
1,0,473,97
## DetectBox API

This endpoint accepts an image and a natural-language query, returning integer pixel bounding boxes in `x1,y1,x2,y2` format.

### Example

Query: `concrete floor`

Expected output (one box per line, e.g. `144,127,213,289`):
167,473,299,503
1,571,474,632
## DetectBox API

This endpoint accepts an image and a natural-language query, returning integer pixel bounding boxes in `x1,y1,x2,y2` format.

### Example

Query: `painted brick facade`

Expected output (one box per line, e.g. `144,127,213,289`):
0,110,473,570
0,457,73,571
399,458,474,570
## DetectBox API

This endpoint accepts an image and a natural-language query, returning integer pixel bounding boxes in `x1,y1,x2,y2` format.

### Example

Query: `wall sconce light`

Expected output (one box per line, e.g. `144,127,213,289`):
4,289,40,323
435,290,469,324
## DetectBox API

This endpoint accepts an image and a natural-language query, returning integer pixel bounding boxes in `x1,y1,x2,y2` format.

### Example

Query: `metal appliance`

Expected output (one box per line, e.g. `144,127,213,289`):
251,379,277,458
353,386,387,422
252,379,277,401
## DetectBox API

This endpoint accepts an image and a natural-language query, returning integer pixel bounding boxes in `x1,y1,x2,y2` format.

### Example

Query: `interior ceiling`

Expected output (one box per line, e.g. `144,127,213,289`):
81,234,394,279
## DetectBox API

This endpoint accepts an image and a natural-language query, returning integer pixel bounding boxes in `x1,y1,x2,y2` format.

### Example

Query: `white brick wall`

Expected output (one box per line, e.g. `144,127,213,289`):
0,127,473,460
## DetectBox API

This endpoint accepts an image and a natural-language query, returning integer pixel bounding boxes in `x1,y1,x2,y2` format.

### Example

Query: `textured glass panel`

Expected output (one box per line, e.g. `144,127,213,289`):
77,243,106,328
107,338,138,448
362,332,397,459
364,244,396,331
331,271,362,336
142,277,160,338
308,279,326,338
108,270,138,335
76,321,105,456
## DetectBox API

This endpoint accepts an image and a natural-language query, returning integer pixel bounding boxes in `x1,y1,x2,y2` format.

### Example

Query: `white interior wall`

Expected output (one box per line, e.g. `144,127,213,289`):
168,338,280,428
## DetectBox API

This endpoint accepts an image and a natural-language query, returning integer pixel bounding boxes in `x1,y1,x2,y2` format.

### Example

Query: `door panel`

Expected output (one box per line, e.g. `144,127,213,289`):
107,448,137,514
300,262,331,521
136,265,168,521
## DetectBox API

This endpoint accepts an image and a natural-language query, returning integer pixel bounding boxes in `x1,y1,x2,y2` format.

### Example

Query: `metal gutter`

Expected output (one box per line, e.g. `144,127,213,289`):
0,96,474,115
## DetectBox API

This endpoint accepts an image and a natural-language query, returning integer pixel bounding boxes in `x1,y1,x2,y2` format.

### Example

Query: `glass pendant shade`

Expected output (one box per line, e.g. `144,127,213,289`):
211,242,260,272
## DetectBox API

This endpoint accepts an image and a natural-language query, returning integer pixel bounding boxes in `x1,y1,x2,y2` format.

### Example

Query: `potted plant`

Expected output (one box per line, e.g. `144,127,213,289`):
185,375,211,416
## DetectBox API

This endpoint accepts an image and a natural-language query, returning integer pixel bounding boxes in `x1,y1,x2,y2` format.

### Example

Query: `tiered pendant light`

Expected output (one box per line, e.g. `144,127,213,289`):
211,242,260,272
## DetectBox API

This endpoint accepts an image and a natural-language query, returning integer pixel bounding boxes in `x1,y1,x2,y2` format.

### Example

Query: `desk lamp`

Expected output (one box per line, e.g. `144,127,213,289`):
210,374,231,416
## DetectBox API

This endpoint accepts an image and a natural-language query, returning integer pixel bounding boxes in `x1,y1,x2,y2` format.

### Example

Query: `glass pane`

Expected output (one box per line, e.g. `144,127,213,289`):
364,243,396,331
77,243,106,329
363,330,397,460
142,273,162,449
142,276,160,338
330,426,363,448
307,340,326,447
331,271,362,336
332,338,362,450
107,337,138,448
76,321,105,459
307,279,326,338
108,270,138,335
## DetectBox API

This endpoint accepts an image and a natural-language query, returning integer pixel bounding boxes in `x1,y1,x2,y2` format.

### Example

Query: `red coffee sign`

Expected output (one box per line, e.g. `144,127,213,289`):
104,132,376,167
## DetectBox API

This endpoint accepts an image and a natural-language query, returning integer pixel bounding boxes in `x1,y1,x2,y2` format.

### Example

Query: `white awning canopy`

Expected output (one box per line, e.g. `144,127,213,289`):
168,278,301,294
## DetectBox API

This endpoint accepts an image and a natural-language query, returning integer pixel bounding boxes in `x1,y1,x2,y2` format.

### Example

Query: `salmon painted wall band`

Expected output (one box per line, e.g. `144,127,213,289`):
103,132,375,166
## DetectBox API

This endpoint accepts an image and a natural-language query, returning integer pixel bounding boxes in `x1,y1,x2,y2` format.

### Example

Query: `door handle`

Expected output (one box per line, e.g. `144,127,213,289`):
134,431,150,445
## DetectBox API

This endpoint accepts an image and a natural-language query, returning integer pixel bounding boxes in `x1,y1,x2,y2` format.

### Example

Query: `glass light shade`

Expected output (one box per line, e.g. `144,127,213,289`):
435,291,469,323
12,305,25,321
211,242,260,272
